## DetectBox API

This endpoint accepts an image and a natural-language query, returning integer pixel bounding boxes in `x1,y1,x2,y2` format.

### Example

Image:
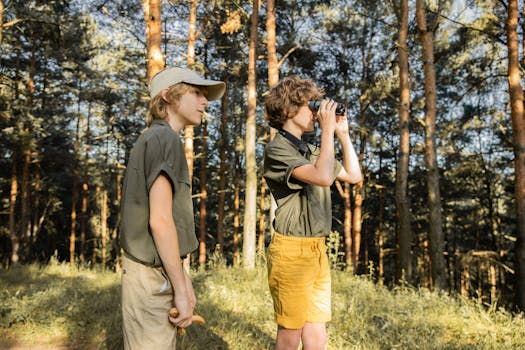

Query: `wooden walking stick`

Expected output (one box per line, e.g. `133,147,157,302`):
169,307,206,335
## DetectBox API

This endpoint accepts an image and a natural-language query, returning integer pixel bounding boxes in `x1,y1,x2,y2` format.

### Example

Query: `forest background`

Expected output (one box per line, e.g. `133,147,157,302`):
2,0,525,314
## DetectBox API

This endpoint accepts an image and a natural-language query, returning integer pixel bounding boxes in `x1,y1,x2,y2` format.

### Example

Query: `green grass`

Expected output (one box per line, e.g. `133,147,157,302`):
1,261,525,349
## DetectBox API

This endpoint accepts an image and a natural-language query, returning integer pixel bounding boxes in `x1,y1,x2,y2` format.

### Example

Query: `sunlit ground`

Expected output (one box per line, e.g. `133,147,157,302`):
1,260,525,349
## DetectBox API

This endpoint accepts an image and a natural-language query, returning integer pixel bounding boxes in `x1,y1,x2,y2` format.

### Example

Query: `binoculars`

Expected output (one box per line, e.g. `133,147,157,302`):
308,100,346,116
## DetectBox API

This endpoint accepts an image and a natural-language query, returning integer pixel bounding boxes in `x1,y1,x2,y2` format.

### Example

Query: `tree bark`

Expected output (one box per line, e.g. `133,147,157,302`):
243,0,259,269
506,0,525,310
335,180,352,271
69,135,78,266
351,134,365,272
31,159,40,246
416,0,446,290
395,0,413,284
216,84,228,256
80,105,91,262
266,0,279,237
185,0,198,186
143,0,164,81
9,155,19,265
378,186,384,285
258,176,267,257
113,138,123,272
233,149,241,267
0,0,4,46
199,119,208,269
101,189,108,270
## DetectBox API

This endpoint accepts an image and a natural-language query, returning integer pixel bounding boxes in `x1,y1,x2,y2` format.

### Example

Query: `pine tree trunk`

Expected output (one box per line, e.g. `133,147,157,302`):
113,136,123,272
395,0,412,284
335,180,352,272
258,177,267,257
101,189,108,270
9,156,19,265
199,120,208,269
143,0,164,81
233,150,241,267
216,85,228,256
489,264,497,303
343,183,352,272
266,0,278,237
416,0,446,290
31,159,40,247
69,78,84,267
351,137,365,272
20,132,30,260
184,0,198,187
266,0,278,89
243,0,259,269
92,185,100,264
69,143,78,266
378,186,384,285
80,105,90,262
506,0,525,310
0,0,3,46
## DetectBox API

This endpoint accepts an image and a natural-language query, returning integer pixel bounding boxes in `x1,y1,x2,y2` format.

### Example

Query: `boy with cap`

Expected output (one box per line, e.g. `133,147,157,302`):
263,76,362,350
120,67,225,349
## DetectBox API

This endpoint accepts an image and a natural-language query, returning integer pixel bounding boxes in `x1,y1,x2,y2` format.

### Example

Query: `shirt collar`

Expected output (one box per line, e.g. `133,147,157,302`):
150,119,170,127
278,129,311,158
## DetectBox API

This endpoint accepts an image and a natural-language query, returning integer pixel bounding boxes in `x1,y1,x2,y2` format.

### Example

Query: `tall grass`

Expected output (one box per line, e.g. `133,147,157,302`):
1,261,524,349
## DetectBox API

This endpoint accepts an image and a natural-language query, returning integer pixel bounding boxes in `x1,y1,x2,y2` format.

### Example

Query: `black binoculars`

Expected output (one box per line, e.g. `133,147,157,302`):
308,100,346,116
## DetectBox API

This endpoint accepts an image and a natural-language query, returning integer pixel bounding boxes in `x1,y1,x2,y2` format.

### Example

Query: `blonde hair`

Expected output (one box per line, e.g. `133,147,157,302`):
147,83,203,124
265,76,323,129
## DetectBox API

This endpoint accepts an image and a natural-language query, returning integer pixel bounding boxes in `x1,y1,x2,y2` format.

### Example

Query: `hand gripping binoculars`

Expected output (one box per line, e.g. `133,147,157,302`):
308,100,346,116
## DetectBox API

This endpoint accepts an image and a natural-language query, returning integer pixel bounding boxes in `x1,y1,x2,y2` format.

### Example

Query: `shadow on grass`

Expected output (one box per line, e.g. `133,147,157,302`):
0,265,272,350
0,264,122,349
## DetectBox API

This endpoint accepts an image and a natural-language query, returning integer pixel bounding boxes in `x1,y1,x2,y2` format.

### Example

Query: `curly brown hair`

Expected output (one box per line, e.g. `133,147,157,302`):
264,76,323,129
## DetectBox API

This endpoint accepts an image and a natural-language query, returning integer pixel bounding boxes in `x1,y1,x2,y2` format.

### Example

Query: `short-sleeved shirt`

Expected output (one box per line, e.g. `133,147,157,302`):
120,120,198,267
263,132,342,237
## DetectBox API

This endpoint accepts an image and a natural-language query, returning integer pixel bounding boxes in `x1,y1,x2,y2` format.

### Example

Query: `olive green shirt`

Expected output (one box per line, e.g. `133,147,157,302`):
263,132,342,237
120,120,198,267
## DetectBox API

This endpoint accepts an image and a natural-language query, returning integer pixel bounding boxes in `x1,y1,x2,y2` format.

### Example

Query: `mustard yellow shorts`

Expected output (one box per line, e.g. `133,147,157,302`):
267,232,331,329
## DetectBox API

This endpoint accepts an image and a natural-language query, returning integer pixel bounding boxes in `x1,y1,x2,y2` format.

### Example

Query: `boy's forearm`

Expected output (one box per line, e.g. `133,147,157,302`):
151,225,187,297
339,134,362,181
315,129,336,179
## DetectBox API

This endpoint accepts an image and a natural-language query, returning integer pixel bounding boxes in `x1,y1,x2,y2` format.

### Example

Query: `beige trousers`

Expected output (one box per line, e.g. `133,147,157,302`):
121,255,176,349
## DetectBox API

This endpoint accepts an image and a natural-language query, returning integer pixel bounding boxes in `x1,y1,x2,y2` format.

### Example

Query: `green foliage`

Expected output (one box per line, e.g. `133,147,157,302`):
1,263,525,349
0,0,522,313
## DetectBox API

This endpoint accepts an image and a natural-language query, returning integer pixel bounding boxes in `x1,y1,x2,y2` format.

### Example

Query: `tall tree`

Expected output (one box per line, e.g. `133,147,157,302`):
198,118,208,268
143,0,164,81
216,82,228,256
506,0,525,310
185,0,197,183
69,85,81,266
266,0,278,237
416,0,446,290
243,0,259,269
0,0,3,46
395,0,413,283
8,154,18,265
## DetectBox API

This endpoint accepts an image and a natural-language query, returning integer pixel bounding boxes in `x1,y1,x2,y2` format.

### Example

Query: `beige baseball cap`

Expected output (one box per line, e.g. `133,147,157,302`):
149,67,226,100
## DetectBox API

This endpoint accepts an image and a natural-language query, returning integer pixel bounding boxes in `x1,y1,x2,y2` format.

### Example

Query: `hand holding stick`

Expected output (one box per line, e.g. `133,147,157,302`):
169,307,206,335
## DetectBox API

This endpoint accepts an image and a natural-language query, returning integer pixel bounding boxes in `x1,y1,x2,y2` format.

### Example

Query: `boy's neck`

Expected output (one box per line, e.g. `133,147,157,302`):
167,112,184,132
281,124,303,139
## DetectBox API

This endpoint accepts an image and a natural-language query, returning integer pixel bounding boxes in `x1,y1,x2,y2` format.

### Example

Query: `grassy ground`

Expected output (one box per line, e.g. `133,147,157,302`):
1,261,525,349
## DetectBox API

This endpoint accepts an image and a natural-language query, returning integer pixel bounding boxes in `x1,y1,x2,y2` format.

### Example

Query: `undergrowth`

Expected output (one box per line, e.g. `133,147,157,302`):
1,260,524,349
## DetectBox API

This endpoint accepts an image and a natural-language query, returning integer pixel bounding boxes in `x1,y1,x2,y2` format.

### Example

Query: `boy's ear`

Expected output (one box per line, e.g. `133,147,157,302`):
161,89,170,103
